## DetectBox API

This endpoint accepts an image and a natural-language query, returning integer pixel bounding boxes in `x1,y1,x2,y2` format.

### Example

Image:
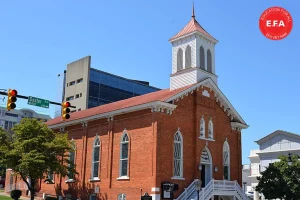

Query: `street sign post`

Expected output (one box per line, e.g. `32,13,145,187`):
28,96,50,108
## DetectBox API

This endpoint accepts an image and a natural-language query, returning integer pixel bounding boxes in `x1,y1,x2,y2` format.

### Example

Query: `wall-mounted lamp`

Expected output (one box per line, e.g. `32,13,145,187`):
214,166,218,172
199,164,202,171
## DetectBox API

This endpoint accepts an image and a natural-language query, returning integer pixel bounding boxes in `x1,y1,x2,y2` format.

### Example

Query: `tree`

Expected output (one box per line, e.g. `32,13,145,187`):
0,118,76,200
256,163,287,199
256,155,300,200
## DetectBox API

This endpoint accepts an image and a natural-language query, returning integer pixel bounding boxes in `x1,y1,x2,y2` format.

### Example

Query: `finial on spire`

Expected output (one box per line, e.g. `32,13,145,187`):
192,1,195,19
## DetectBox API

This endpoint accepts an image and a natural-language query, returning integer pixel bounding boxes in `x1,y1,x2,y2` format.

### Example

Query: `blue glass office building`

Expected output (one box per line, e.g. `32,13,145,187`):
88,69,160,108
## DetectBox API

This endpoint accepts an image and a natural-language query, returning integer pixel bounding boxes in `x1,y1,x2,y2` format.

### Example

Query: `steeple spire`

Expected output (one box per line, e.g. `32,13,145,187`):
192,1,195,19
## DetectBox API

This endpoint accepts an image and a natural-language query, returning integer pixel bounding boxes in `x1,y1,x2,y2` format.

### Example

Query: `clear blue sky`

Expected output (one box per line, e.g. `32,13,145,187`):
0,0,299,164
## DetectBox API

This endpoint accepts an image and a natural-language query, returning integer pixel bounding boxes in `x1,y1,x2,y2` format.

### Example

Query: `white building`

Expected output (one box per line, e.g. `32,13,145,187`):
242,164,252,192
0,106,51,131
247,130,300,200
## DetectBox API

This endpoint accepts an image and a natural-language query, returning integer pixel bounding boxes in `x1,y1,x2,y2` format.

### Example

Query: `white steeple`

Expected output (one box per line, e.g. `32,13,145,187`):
169,5,218,90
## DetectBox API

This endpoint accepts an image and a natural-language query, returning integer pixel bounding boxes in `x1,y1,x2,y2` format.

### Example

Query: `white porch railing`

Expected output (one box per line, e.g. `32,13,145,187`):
235,181,248,200
176,179,197,200
199,179,214,199
175,179,248,200
5,182,28,192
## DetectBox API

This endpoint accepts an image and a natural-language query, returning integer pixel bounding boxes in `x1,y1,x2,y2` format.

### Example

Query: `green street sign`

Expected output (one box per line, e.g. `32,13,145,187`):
28,96,50,108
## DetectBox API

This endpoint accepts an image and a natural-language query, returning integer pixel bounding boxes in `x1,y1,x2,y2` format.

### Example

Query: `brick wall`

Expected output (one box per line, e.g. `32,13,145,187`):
157,86,242,198
5,87,243,200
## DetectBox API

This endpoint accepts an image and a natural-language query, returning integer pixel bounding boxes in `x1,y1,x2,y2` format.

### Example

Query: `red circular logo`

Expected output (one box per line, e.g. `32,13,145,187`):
259,6,293,40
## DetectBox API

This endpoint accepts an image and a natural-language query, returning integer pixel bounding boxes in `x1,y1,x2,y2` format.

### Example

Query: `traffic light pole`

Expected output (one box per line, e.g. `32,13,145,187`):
0,91,76,108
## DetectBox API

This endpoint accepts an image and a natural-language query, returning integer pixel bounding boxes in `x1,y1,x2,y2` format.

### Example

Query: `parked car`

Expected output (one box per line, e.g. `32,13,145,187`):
246,191,261,199
0,179,5,188
246,191,254,199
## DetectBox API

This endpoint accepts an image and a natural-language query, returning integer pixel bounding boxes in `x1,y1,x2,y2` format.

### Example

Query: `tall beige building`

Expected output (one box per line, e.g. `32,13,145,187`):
60,56,160,113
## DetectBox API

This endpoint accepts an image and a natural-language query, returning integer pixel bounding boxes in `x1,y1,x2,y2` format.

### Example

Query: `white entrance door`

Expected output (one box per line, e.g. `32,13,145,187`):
200,147,212,187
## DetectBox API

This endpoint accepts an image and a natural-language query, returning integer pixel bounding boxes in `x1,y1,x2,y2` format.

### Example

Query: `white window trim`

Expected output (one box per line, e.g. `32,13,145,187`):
200,116,205,138
223,141,230,180
91,136,101,179
116,176,130,180
185,45,192,68
65,179,75,183
208,118,214,139
200,46,205,70
177,48,183,71
173,130,183,178
171,177,185,180
119,131,129,178
199,137,215,142
207,49,212,73
67,139,76,181
89,177,100,182
118,193,126,200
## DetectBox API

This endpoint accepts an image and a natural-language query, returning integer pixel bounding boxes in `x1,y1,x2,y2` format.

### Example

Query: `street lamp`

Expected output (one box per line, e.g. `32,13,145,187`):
288,152,293,166
243,182,247,191
194,178,202,200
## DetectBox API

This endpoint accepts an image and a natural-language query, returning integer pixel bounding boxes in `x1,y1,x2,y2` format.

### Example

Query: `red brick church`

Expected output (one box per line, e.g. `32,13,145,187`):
6,6,248,200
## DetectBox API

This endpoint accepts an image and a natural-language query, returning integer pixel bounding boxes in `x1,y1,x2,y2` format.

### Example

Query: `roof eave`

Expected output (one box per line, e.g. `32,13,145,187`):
165,78,248,127
231,122,249,129
255,130,300,145
48,101,177,129
169,31,218,44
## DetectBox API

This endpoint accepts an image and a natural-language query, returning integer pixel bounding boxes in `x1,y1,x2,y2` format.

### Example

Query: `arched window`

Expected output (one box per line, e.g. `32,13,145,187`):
200,148,211,164
177,48,183,71
208,119,213,139
173,131,183,177
200,116,205,138
68,140,76,180
119,132,129,177
223,141,230,180
92,136,101,179
185,45,192,68
200,46,205,70
117,193,126,200
207,49,212,73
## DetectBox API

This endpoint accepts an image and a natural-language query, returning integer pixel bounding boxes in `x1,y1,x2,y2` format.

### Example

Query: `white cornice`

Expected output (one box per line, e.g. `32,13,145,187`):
256,149,300,155
231,122,249,131
48,101,177,129
170,67,219,79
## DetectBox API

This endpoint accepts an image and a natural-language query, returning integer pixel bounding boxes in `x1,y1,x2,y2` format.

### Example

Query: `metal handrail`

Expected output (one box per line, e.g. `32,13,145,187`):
175,179,197,200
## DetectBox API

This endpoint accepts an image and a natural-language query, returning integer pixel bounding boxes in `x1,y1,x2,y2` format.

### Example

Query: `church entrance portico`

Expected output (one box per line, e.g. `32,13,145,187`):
200,147,213,187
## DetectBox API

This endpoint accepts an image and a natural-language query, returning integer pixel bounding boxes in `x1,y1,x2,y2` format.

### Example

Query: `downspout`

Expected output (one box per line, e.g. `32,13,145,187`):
108,120,114,188
238,130,242,186
82,123,88,189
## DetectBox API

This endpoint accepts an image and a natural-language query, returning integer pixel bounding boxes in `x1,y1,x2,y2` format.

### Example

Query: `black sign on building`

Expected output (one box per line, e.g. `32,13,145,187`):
161,182,179,199
141,192,152,200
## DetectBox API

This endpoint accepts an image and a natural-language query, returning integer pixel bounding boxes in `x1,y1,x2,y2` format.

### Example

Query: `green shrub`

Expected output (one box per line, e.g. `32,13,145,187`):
10,189,22,200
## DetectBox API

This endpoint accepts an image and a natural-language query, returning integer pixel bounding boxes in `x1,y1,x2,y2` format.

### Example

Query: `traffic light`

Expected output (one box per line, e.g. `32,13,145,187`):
7,89,17,111
62,101,71,120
